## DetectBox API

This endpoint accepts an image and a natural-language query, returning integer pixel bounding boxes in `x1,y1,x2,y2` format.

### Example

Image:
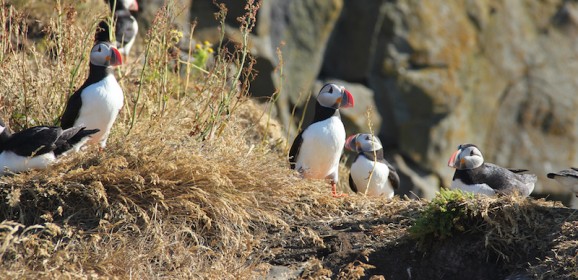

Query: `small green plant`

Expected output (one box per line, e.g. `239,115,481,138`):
409,189,480,244
191,40,214,72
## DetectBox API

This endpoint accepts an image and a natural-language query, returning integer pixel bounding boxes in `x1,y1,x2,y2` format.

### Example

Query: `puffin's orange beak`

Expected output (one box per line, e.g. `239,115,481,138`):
448,149,460,168
340,89,354,108
109,46,123,66
345,134,358,151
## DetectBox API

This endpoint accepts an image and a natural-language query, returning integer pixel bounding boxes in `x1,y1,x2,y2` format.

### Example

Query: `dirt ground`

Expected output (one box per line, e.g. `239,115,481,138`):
257,197,578,280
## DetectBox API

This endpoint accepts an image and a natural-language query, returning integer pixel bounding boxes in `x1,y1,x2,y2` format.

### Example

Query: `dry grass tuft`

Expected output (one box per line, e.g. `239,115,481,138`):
409,190,578,278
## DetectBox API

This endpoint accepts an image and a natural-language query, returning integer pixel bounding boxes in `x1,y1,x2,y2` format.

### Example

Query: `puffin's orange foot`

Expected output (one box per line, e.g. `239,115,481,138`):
332,192,348,198
331,183,348,198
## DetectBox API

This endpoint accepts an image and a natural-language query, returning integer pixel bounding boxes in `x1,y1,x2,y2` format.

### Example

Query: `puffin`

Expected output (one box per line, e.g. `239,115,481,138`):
60,41,124,151
95,0,139,57
0,118,99,174
288,83,354,197
345,133,400,198
447,144,536,197
547,168,578,197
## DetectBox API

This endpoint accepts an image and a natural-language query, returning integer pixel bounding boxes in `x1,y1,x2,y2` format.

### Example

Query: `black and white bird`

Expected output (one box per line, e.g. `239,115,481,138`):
447,144,536,197
96,0,139,57
547,168,578,197
0,119,99,174
289,83,354,197
60,41,124,151
345,133,399,198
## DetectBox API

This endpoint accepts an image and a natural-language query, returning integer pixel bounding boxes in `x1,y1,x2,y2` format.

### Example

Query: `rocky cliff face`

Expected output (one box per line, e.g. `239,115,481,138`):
140,0,578,201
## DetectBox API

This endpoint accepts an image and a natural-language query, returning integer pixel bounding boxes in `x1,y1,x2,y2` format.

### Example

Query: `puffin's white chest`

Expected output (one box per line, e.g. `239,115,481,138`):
450,179,496,196
0,151,56,174
75,74,124,147
296,116,345,180
350,156,393,197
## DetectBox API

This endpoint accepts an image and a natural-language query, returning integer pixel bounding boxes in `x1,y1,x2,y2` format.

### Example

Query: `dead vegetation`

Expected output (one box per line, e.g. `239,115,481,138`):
0,1,577,279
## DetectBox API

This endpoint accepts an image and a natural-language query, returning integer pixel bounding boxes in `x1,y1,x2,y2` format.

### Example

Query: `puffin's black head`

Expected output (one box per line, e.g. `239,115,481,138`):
448,143,484,170
316,83,354,110
107,0,138,12
345,133,383,153
90,42,122,67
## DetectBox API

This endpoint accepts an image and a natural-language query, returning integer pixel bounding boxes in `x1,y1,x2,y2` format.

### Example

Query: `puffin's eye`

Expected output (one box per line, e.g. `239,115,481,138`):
328,86,333,93
97,46,102,52
470,150,474,156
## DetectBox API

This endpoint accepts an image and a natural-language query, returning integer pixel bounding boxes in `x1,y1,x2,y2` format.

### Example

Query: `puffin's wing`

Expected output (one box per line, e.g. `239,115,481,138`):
349,173,358,193
386,161,400,190
482,163,534,191
288,130,304,170
53,127,100,156
571,167,578,172
60,89,83,129
6,126,61,156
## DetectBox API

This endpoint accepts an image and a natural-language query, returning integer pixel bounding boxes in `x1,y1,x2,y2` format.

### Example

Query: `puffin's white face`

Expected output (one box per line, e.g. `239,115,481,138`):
90,42,122,67
120,0,138,11
317,83,354,109
448,144,484,170
109,0,139,11
345,133,383,153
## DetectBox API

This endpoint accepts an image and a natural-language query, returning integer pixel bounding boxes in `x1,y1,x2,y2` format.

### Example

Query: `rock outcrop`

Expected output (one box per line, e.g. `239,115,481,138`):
137,0,578,201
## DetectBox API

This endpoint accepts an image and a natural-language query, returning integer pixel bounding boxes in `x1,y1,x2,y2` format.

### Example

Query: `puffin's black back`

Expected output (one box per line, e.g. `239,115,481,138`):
3,126,61,157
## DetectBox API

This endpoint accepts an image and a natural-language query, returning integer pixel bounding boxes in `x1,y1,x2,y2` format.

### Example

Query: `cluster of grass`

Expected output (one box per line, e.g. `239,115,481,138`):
409,189,481,243
410,189,578,277
0,0,312,278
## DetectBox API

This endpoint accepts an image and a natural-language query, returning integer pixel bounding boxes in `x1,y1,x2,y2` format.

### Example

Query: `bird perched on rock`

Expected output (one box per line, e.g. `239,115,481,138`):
60,41,124,151
547,168,578,197
95,0,139,57
0,118,98,174
345,133,399,198
447,144,536,197
289,83,354,197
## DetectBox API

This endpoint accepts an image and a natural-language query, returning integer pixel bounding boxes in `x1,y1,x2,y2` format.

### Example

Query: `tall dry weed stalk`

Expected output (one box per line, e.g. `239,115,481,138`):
0,1,101,129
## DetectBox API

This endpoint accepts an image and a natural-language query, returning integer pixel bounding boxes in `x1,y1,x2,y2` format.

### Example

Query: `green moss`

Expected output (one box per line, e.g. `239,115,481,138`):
409,189,481,244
